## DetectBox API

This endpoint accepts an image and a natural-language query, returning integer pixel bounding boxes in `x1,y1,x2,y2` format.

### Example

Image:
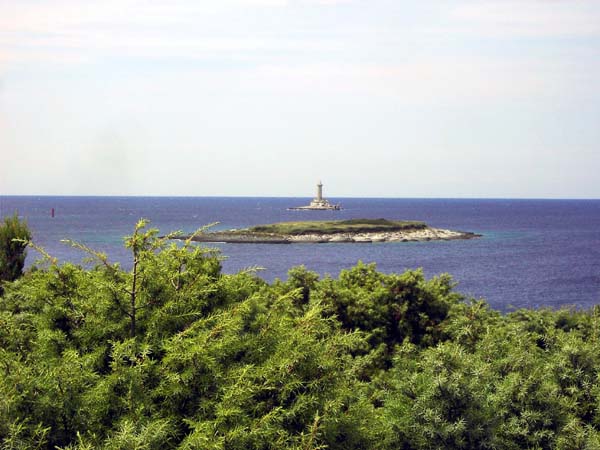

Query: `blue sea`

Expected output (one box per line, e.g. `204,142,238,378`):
1,196,599,312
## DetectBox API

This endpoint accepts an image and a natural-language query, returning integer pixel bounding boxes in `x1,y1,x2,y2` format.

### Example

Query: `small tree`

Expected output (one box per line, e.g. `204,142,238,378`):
0,213,31,285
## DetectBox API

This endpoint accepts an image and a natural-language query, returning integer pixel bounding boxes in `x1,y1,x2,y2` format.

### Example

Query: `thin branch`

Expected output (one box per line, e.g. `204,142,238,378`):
238,265,266,275
14,239,57,265
60,239,113,270
184,222,220,247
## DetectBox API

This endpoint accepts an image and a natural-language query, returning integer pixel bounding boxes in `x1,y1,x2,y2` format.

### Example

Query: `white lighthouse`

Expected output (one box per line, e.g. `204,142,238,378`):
288,180,341,210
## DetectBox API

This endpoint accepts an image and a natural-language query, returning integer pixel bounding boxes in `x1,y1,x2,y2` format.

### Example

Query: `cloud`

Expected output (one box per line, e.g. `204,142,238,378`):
235,53,599,106
0,0,349,68
0,0,323,35
2,0,599,105
442,0,600,38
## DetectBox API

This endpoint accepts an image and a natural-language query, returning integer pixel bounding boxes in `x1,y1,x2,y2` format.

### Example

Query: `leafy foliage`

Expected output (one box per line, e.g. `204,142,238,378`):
1,220,600,449
0,213,31,287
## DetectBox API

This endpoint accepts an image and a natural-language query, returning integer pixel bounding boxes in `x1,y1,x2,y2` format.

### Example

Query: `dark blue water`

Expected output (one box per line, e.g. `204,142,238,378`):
1,196,599,311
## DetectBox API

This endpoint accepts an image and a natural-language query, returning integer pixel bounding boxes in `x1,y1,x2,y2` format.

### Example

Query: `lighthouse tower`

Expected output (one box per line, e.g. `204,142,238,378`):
288,180,341,210
316,180,323,201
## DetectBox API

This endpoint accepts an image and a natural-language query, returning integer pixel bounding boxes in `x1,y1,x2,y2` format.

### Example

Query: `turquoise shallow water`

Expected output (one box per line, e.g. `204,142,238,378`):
1,196,599,311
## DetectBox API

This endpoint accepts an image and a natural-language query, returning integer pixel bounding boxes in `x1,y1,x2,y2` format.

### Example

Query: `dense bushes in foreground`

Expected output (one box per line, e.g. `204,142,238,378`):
1,220,600,449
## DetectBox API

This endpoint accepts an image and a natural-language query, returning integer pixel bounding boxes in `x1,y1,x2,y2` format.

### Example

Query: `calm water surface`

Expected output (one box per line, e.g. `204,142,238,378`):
1,196,599,311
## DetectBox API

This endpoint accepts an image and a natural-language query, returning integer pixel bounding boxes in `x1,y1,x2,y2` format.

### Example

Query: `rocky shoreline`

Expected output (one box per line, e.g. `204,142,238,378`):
181,227,481,244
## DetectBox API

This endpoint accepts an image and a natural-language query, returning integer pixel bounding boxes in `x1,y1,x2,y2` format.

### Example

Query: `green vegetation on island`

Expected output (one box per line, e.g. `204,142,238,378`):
1,220,599,449
248,218,427,235
180,219,475,244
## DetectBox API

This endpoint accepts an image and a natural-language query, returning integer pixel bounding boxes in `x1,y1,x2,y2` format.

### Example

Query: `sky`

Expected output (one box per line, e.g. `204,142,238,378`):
1,0,599,198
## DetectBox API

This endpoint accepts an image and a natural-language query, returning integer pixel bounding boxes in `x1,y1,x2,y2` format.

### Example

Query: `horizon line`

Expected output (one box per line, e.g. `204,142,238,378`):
1,194,599,201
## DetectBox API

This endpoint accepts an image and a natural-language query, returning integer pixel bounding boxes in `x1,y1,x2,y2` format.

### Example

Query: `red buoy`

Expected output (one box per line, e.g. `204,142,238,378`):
51,208,55,218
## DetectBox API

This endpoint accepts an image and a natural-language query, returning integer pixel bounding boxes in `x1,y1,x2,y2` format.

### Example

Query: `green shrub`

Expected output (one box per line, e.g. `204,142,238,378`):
0,213,31,287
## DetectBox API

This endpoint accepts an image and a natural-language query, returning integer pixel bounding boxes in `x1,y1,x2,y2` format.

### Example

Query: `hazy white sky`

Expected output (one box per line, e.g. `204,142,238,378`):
1,0,599,197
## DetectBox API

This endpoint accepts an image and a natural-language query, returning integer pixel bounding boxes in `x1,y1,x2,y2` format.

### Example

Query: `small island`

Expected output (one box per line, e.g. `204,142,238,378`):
180,219,481,244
